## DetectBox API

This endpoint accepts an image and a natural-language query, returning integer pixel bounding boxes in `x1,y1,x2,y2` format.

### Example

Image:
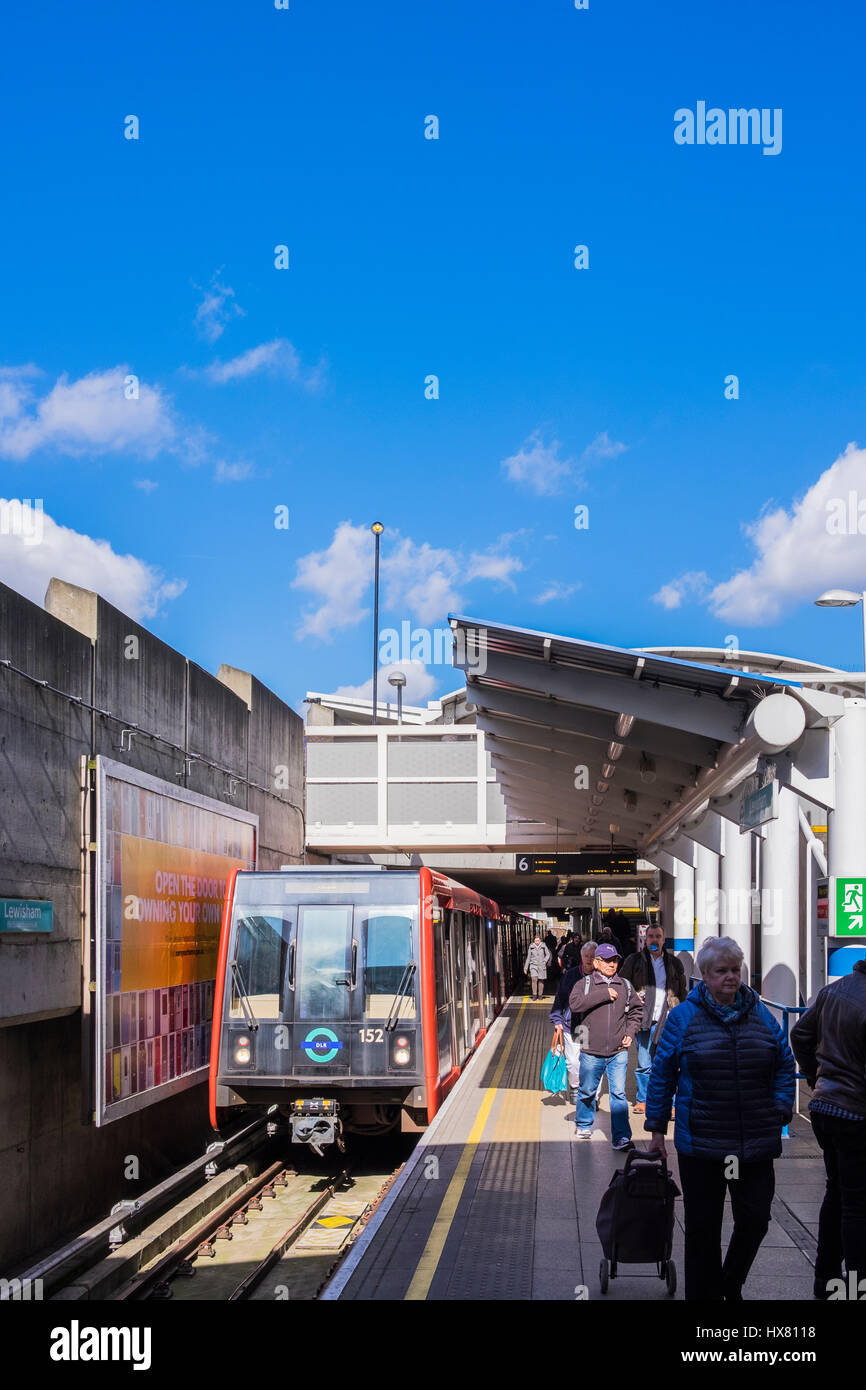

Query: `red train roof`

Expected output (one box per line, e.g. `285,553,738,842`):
428,870,500,919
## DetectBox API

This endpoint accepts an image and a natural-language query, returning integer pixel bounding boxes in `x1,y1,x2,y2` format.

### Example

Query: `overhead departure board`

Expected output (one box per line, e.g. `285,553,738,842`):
516,852,637,875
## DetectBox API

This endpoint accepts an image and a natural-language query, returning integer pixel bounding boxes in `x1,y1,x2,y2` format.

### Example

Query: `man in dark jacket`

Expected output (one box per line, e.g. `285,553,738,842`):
558,931,583,973
550,941,597,1103
791,961,866,1299
621,924,688,1114
570,943,644,1149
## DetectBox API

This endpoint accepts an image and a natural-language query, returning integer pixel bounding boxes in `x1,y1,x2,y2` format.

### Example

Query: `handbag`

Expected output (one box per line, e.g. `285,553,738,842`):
540,1047,568,1093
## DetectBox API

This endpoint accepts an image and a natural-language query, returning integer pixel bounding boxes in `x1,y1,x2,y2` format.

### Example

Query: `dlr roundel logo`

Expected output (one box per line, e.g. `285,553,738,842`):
301,1028,343,1063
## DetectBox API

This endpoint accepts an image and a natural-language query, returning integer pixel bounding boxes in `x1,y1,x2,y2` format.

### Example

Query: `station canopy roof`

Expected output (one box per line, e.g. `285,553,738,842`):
448,614,844,855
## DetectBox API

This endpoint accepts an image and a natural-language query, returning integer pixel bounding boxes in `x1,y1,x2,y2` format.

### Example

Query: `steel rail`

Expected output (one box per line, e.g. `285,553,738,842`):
3,1113,273,1297
114,1161,290,1301
228,1166,351,1300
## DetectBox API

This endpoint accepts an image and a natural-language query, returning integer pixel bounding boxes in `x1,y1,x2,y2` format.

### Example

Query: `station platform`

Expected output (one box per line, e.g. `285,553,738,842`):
325,993,823,1301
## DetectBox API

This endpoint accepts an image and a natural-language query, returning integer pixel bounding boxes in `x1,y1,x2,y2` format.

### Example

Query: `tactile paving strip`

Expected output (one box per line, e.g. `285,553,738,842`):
436,1140,540,1299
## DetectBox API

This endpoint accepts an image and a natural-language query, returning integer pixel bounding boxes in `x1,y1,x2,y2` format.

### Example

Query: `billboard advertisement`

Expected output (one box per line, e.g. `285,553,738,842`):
93,757,257,1125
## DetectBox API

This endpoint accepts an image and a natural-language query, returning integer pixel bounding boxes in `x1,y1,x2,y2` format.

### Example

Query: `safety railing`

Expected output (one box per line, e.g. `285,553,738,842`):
760,997,808,1128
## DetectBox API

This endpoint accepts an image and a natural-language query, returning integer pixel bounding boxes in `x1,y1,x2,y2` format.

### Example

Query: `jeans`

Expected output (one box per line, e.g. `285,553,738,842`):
811,1111,866,1293
635,1027,655,1103
677,1153,775,1300
577,1050,630,1144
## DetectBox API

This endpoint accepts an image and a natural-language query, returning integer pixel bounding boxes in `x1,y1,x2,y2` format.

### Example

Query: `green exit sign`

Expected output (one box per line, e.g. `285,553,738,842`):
836,879,866,937
0,899,53,933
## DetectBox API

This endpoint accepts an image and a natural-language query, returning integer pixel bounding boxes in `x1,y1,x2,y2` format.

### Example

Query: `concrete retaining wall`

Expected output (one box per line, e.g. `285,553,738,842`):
0,578,305,1270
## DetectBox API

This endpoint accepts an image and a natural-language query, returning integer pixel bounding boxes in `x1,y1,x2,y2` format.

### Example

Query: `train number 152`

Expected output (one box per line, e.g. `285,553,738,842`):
359,1027,384,1043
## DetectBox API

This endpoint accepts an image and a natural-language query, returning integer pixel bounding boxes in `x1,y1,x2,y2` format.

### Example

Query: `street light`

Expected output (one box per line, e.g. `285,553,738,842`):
814,588,866,671
388,670,407,726
370,522,384,724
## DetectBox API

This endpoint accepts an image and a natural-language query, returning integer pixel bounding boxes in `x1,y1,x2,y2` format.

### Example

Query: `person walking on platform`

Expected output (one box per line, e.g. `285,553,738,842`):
571,943,643,1150
599,923,624,958
646,936,795,1301
621,924,687,1115
544,929,560,983
524,935,551,999
550,941,598,1103
790,960,866,1300
558,930,583,974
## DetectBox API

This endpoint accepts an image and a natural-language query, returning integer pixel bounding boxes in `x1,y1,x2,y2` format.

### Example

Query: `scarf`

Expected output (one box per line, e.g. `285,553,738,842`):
699,981,749,1022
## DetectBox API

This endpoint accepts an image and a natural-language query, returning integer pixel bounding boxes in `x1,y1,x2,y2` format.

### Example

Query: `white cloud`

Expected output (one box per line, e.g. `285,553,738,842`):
0,499,186,618
501,430,573,495
293,524,526,639
292,521,371,640
384,539,462,625
502,428,628,495
214,460,253,483
0,366,179,461
583,430,628,462
533,581,579,604
193,273,245,343
651,571,711,610
331,660,438,707
199,338,325,390
133,479,158,493
708,442,866,623
465,550,524,587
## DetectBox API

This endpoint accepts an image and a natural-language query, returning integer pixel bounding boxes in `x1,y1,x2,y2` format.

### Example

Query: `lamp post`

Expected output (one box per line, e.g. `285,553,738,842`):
388,670,407,726
814,588,866,674
370,522,384,724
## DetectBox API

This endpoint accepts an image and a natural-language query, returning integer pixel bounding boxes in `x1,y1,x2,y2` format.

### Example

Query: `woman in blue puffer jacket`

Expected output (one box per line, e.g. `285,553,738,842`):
646,936,795,1301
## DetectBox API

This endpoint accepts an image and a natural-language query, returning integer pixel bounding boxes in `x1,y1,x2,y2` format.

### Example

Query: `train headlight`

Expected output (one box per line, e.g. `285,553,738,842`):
234,1035,251,1064
393,1036,412,1065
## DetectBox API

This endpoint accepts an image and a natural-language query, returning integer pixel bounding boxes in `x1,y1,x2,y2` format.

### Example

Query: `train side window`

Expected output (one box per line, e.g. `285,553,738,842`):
361,909,416,1019
230,909,292,1020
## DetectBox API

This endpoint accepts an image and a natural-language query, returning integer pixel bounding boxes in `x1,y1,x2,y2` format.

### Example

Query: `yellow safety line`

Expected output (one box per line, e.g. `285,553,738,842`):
404,996,529,1300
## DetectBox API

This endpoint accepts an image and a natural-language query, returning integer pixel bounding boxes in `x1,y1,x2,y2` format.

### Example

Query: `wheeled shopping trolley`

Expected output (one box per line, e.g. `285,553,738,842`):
596,1149,680,1295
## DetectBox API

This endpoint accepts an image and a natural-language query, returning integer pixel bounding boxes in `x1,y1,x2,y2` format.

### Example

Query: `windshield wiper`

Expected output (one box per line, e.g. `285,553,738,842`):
385,961,416,1032
230,960,260,1032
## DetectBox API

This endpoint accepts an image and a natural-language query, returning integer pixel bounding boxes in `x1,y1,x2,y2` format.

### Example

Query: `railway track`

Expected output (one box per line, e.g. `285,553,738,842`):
111,1157,403,1302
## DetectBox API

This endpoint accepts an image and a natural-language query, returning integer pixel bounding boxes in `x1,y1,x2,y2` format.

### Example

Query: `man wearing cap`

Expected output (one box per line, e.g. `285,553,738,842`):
569,943,644,1150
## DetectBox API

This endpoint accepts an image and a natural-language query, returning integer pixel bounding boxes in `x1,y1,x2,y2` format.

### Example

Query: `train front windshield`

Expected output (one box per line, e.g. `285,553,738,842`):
221,873,420,1081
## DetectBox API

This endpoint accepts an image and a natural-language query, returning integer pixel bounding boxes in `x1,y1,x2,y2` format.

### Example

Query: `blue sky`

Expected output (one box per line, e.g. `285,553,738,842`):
3,0,866,713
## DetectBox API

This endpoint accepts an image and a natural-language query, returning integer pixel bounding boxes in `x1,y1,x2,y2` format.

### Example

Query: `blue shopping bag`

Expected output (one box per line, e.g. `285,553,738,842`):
540,1047,568,1093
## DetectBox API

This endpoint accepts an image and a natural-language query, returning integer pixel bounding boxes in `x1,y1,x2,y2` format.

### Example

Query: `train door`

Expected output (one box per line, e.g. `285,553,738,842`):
485,919,501,1014
450,910,470,1062
434,913,453,1081
466,915,483,1039
290,904,354,1075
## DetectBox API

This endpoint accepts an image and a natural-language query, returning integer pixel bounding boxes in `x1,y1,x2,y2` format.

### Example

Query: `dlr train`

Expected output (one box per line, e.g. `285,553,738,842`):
209,865,533,1152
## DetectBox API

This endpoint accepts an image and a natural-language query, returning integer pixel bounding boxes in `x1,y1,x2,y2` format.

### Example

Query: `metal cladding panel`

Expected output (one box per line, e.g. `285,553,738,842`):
388,738,476,778
307,783,378,825
306,739,378,778
388,782,477,824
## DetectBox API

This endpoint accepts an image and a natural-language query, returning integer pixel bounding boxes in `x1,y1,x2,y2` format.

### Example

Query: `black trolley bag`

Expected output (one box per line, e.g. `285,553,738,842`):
596,1149,680,1295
